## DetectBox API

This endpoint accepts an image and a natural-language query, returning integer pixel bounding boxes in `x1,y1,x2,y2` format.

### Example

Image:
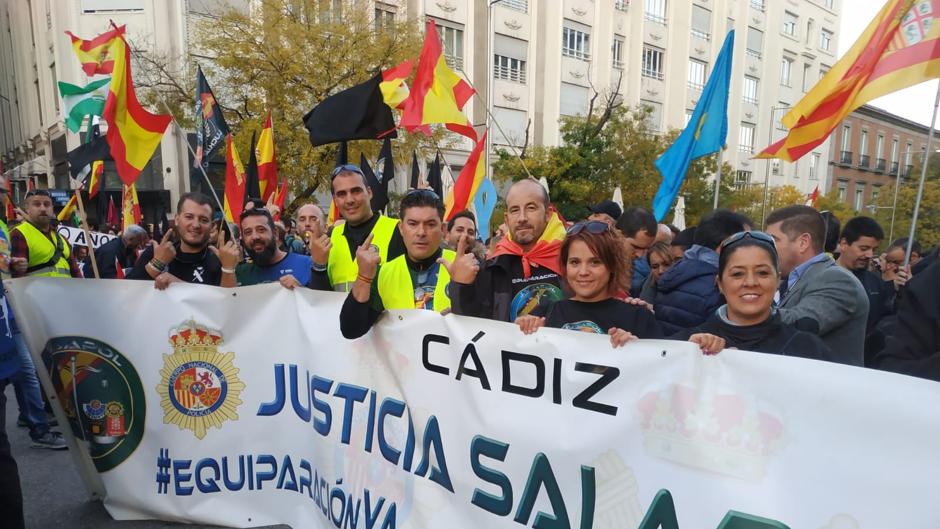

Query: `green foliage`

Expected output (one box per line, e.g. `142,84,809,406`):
871,164,940,248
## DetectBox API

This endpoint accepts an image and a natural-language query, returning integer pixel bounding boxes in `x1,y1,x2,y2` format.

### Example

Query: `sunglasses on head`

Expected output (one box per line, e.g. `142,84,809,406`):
239,206,272,219
331,164,364,178
567,220,611,236
719,230,777,252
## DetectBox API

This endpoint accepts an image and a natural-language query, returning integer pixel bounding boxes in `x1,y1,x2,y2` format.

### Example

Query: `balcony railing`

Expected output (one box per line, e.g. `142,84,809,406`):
875,158,886,172
691,29,711,41
859,154,870,168
743,96,758,104
644,13,666,25
641,67,664,80
840,150,853,165
501,0,528,12
688,81,705,91
750,0,765,12
494,64,527,83
890,161,899,174
745,49,762,59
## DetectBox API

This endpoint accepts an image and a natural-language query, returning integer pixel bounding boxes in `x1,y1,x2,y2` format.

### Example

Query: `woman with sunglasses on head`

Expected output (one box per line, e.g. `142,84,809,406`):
516,221,725,353
671,231,831,360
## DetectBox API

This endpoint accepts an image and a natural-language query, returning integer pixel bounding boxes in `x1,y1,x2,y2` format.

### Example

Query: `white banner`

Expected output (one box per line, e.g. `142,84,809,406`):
7,278,940,529
56,225,117,248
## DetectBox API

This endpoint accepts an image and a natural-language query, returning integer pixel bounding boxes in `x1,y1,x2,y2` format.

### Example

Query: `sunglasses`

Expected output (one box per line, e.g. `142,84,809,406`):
239,206,272,219
331,164,364,178
719,230,777,252
567,220,611,235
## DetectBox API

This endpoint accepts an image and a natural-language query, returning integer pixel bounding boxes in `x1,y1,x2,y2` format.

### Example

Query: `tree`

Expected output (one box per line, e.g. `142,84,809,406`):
136,0,452,214
871,164,940,249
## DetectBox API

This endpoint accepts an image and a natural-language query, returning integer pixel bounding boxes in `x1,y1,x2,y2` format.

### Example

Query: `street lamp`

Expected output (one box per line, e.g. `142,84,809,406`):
760,105,791,226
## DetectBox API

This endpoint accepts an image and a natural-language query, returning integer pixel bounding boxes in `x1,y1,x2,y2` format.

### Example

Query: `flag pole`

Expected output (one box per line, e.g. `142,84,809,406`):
903,79,940,267
73,189,100,278
760,106,785,226
713,148,723,210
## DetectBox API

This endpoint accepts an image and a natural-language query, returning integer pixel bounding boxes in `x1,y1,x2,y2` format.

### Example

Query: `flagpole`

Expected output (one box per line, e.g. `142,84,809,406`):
760,105,788,226
713,149,723,210
888,148,910,243
903,79,940,267
73,189,100,278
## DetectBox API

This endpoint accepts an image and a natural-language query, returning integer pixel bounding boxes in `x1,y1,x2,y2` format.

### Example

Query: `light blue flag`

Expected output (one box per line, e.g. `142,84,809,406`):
652,30,734,221
473,177,498,240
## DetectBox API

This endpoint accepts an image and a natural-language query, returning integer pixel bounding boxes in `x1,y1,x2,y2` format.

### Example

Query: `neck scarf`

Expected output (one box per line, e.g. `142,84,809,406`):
490,210,566,278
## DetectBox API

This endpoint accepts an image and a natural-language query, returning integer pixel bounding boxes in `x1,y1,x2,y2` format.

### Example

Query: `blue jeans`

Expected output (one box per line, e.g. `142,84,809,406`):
12,331,49,440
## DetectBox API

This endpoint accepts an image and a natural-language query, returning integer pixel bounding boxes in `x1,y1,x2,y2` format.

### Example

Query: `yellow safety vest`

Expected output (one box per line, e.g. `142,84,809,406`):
328,215,398,292
377,250,454,312
13,221,71,278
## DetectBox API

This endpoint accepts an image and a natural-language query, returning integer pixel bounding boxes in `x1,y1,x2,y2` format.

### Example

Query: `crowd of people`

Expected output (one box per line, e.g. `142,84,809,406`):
0,167,938,527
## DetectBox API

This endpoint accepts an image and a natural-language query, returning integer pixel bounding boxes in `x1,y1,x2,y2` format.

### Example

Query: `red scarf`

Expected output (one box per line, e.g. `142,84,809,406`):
491,237,562,279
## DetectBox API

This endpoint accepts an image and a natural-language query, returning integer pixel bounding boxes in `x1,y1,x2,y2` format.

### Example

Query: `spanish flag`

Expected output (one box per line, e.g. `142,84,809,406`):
272,180,289,222
87,160,104,199
327,199,339,226
223,133,246,223
400,20,477,141
257,113,278,201
96,27,172,184
380,59,413,109
65,25,124,76
57,195,79,225
445,129,488,221
121,182,141,231
757,0,940,162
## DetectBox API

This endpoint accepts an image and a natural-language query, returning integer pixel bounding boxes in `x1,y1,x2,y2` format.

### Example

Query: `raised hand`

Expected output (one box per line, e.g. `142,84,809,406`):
437,234,480,285
515,315,545,335
355,232,380,280
154,272,181,291
893,264,912,291
608,327,637,348
153,228,177,264
688,333,726,355
209,226,241,270
278,274,302,290
307,219,332,267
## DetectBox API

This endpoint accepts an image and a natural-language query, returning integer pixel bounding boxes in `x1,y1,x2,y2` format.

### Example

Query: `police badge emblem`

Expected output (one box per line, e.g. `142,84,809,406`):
156,320,245,439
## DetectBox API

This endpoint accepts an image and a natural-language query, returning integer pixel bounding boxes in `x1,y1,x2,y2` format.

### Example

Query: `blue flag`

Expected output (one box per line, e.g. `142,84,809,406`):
652,30,734,221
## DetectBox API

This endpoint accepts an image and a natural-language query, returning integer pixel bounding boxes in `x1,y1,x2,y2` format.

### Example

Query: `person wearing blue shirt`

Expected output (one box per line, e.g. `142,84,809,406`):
228,208,313,288
0,215,26,528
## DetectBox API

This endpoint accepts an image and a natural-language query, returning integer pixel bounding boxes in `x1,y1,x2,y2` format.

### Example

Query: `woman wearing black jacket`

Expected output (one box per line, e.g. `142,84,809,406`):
671,231,831,361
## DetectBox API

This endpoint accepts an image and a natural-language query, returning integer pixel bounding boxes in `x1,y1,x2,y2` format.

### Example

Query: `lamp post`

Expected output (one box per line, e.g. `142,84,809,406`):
760,105,790,226
486,0,504,182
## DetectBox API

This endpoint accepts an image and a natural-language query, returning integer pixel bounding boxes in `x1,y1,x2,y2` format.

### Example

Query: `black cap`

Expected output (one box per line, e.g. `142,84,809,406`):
588,200,622,220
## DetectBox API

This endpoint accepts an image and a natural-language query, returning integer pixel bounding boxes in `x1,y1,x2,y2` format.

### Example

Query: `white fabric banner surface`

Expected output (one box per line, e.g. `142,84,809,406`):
6,278,940,529
56,225,117,248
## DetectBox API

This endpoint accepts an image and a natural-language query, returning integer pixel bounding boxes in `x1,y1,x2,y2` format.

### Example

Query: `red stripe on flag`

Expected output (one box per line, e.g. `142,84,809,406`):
399,20,442,130
382,59,414,81
65,25,125,51
867,38,940,81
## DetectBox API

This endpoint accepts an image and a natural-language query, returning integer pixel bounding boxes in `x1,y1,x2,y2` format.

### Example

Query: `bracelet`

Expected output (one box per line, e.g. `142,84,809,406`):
356,273,374,284
221,267,236,274
148,259,166,273
311,261,327,272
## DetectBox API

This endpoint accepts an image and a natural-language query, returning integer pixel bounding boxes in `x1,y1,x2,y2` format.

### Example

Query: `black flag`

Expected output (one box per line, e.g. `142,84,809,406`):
361,153,388,213
377,137,394,193
303,74,397,147
243,131,261,205
194,65,229,169
427,153,442,198
336,141,349,166
67,123,110,179
410,151,420,189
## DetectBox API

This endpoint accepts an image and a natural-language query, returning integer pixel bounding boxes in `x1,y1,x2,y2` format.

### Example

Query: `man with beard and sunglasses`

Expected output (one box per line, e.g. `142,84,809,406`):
227,207,312,288
127,192,224,288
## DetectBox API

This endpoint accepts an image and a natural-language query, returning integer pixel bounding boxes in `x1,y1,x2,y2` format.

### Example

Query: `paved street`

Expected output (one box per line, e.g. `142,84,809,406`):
5,386,285,529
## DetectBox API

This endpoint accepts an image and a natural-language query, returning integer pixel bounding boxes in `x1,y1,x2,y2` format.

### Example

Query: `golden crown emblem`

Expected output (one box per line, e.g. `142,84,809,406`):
168,319,224,355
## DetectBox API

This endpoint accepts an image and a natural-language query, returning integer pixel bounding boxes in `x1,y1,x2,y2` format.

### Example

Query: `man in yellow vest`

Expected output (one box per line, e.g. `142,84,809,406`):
308,164,405,292
340,189,455,339
11,190,82,278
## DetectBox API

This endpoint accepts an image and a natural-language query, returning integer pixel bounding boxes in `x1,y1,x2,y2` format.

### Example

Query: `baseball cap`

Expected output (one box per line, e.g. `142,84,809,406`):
588,200,622,220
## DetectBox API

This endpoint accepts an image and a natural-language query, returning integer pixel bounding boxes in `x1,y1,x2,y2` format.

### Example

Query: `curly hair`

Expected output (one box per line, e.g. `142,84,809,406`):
560,228,631,296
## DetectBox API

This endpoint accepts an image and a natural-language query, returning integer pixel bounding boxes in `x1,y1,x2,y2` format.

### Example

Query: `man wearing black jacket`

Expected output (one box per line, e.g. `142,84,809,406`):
444,179,564,322
874,260,940,381
88,224,147,278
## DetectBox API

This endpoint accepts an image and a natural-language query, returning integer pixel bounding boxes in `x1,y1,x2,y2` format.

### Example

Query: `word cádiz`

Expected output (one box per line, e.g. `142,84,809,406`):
258,364,599,529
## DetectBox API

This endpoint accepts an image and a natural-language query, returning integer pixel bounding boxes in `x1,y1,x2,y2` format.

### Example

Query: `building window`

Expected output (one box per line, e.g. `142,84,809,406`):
876,134,885,170
746,27,763,59
642,45,665,80
806,18,815,45
906,141,914,166
838,181,847,202
772,160,781,175
502,0,528,13
612,36,625,69
891,138,900,172
749,0,764,12
824,0,833,7
860,129,869,157
374,4,396,32
739,123,755,153
802,63,812,92
562,23,591,61
318,0,344,24
691,5,711,41
641,100,663,132
855,186,865,211
780,57,793,86
743,76,759,104
735,170,752,187
492,106,528,145
872,186,881,204
560,82,590,116
777,101,789,130
783,11,798,37
81,0,145,12
494,55,526,83
688,59,707,90
810,152,820,180
820,29,833,51
819,66,829,80
436,23,464,69
645,0,666,25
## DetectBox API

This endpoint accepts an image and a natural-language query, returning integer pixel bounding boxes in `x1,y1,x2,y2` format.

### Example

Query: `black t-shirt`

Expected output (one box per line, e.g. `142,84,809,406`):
540,298,663,339
506,259,563,322
127,244,223,286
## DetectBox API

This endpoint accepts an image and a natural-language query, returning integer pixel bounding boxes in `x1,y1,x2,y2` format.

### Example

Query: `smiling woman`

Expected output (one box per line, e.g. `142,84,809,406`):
672,231,832,361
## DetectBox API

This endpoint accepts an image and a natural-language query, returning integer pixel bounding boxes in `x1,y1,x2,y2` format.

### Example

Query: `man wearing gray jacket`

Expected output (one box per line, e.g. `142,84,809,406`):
765,205,869,366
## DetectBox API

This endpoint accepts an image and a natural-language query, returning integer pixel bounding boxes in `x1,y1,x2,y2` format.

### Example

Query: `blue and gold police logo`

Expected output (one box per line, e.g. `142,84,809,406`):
156,320,244,439
41,337,145,472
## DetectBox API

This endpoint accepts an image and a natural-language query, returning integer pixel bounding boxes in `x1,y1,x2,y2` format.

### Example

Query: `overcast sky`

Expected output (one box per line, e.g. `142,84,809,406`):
839,0,939,127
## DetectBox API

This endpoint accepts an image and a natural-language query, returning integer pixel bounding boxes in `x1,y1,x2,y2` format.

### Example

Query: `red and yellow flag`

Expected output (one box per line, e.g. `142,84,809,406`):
757,0,940,161
380,59,414,109
327,199,339,226
257,113,278,202
223,133,246,223
445,129,488,221
95,27,172,184
88,160,104,199
57,195,78,223
272,180,289,222
65,25,124,76
400,20,477,141
121,182,141,231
